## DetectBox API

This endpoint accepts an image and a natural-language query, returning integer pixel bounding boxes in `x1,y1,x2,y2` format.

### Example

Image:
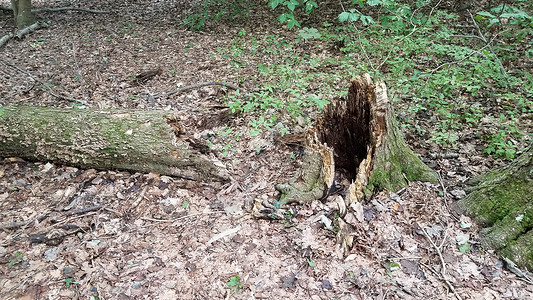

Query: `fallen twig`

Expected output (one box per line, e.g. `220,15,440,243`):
0,218,34,231
206,225,241,246
32,7,108,14
64,205,102,216
0,6,107,14
0,21,48,48
168,81,240,95
131,186,148,209
141,211,224,223
417,222,462,300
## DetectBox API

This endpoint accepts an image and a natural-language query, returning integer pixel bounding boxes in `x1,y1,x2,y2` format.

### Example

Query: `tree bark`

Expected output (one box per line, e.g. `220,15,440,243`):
254,74,438,254
453,144,533,270
11,0,36,29
0,106,228,181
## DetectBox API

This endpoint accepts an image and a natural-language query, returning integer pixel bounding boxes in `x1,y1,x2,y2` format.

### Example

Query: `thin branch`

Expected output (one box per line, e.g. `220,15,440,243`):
417,222,462,300
32,7,108,14
0,6,107,14
141,211,224,223
376,0,443,72
131,186,148,210
0,218,34,230
167,81,240,96
338,0,376,72
468,10,508,81
419,30,505,76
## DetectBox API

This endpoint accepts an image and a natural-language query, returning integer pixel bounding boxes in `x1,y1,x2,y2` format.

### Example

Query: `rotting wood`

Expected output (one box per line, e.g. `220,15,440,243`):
254,74,438,254
0,106,229,182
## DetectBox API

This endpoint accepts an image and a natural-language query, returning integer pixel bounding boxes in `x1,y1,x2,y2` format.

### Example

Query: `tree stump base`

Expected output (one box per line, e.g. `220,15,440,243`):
254,74,438,254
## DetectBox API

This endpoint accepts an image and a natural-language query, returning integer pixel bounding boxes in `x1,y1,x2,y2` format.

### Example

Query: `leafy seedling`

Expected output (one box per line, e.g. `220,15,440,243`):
227,275,242,293
8,252,23,268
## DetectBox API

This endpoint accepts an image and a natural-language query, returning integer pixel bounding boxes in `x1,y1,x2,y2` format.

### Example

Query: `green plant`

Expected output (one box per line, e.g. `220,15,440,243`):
483,114,522,160
296,27,321,42
8,252,23,267
476,5,533,28
338,9,374,26
386,260,401,276
269,0,318,28
458,242,472,254
65,278,79,286
227,275,242,293
306,258,315,267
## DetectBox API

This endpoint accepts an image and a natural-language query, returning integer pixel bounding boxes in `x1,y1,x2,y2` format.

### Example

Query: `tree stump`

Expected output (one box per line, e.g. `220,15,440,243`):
254,74,438,254
453,144,533,270
0,106,228,181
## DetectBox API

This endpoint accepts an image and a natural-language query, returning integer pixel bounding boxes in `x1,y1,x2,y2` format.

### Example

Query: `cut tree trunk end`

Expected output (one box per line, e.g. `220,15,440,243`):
0,106,228,182
254,74,438,255
452,144,533,271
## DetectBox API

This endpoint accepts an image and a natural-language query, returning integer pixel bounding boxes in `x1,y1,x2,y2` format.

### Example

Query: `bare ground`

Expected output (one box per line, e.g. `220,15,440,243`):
1,1,532,299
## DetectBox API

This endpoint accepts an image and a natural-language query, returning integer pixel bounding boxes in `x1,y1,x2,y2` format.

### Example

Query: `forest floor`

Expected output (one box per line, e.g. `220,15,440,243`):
1,0,532,299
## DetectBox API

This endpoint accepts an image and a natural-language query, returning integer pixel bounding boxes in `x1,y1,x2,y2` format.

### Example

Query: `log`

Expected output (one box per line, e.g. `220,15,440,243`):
0,106,228,181
254,74,438,254
453,144,533,270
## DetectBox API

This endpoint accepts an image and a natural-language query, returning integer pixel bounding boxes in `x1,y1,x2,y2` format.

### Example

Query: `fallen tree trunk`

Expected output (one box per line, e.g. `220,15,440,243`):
254,74,438,253
453,144,533,271
0,106,228,181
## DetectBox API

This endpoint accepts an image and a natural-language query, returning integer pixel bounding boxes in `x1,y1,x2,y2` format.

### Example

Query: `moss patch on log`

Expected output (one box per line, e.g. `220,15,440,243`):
0,106,227,181
453,145,533,270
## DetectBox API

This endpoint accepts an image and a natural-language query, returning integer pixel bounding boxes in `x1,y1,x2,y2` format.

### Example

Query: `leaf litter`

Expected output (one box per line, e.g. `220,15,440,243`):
1,0,533,299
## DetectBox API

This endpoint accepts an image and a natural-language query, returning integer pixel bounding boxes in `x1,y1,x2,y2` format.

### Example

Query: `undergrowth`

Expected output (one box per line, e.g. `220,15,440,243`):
192,0,533,160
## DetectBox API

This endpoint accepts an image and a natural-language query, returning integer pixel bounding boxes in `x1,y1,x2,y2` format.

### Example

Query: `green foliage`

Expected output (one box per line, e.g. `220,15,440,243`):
476,5,533,28
306,258,315,267
64,278,79,286
8,252,23,268
458,242,472,254
227,275,242,293
200,0,530,161
296,27,321,42
269,0,318,28
184,0,252,30
483,115,522,160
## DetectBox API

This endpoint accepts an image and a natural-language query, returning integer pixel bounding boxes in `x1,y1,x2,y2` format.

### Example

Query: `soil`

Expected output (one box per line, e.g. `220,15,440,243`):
1,1,532,299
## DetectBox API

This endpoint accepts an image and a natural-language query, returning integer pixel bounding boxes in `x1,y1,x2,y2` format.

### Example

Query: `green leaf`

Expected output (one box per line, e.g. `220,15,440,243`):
488,18,500,27
307,258,315,267
476,11,496,18
360,15,375,26
458,242,471,254
338,11,350,22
